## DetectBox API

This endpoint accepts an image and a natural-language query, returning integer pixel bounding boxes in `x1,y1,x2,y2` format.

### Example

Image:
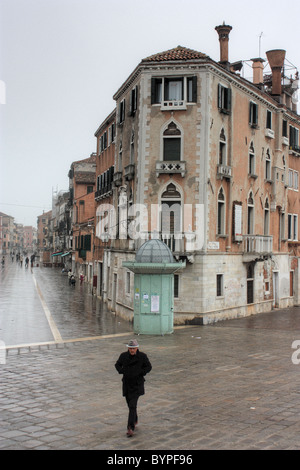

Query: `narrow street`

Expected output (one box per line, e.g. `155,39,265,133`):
0,260,132,347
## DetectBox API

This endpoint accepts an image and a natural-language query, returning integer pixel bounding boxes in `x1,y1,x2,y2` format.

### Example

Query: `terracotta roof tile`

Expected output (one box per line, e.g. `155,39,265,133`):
75,172,95,184
142,46,209,63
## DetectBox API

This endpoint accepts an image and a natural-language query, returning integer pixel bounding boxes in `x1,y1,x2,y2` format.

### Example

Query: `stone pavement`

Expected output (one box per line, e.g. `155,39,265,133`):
1,307,300,450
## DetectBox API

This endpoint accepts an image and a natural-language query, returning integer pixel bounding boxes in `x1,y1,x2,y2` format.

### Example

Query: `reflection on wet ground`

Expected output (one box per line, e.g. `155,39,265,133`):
0,262,132,346
211,308,300,332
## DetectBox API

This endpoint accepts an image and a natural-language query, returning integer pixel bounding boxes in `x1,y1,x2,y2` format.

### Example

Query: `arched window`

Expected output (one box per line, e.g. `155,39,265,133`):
247,191,254,234
247,263,254,304
217,187,225,235
163,122,181,162
130,131,134,164
160,182,182,250
118,140,123,171
264,198,270,235
249,142,255,176
265,149,271,180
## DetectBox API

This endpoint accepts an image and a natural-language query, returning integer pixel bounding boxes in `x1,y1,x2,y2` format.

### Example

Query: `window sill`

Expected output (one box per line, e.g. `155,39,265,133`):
265,128,275,139
219,108,231,115
248,173,258,179
152,101,196,111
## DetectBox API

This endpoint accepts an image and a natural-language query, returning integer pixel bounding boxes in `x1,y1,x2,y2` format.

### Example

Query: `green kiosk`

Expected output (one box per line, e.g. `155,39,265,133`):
123,239,185,335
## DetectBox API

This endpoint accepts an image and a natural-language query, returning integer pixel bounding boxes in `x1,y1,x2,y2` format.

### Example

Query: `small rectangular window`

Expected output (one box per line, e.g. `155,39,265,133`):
119,99,125,124
280,212,285,241
216,274,224,297
174,274,179,298
218,84,231,113
126,272,131,294
249,101,258,127
249,152,255,175
282,119,288,137
151,76,197,105
294,171,299,190
293,215,298,241
130,85,138,115
163,138,181,161
289,169,294,188
266,110,272,129
187,76,197,103
164,78,183,101
290,125,300,150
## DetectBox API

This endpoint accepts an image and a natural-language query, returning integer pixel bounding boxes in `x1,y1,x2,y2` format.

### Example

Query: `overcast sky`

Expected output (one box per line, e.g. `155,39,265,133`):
0,0,299,227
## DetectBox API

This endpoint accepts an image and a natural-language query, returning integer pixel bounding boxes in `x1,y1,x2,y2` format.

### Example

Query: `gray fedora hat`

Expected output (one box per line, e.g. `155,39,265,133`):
126,339,139,348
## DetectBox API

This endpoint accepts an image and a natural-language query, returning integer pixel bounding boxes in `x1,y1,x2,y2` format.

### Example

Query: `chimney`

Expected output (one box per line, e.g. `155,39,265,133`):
266,49,286,96
215,22,232,67
251,58,265,85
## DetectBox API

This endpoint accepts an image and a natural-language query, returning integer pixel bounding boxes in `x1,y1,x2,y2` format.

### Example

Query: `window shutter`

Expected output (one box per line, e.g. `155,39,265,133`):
130,90,133,115
218,84,222,108
151,78,156,104
83,235,91,251
134,85,138,111
227,88,231,111
192,76,197,103
163,138,181,161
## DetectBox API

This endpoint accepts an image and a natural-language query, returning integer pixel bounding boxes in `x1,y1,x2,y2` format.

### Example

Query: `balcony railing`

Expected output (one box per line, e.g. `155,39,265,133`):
156,161,186,177
135,231,196,255
95,184,113,200
243,235,273,255
161,100,186,111
289,145,300,156
217,164,232,179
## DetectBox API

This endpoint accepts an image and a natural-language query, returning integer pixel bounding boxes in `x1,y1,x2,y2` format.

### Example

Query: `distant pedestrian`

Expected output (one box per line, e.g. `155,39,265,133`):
115,339,152,437
25,257,29,268
20,255,23,267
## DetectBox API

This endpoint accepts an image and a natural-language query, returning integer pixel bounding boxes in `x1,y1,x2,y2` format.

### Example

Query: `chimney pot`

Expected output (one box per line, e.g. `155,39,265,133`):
215,23,232,66
266,49,286,96
251,58,265,85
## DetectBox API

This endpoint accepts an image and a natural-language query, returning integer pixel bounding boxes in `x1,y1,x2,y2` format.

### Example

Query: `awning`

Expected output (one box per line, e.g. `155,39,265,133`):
51,252,63,257
61,252,71,257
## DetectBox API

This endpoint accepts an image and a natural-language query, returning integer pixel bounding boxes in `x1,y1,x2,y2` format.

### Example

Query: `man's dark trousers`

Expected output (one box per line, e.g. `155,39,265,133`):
126,395,138,430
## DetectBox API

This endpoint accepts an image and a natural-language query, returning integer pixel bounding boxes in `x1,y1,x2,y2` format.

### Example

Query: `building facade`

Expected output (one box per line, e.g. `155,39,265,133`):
94,109,116,298
93,24,300,324
69,154,96,280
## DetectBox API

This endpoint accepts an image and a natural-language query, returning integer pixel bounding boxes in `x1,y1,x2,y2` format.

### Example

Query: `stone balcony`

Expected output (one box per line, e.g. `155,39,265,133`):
156,161,186,177
243,235,273,262
217,164,232,180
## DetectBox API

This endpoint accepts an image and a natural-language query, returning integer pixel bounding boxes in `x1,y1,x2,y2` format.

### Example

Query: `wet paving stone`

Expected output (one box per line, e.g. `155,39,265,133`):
1,263,300,451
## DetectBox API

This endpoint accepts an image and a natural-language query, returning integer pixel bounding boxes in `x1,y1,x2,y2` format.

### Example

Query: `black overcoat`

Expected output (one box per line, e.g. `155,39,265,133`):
115,350,152,398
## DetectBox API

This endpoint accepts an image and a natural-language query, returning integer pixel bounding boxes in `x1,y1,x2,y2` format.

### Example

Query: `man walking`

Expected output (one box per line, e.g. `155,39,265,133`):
115,339,152,437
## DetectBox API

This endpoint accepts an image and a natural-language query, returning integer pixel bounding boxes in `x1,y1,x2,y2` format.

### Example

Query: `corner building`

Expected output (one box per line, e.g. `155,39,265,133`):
98,24,300,324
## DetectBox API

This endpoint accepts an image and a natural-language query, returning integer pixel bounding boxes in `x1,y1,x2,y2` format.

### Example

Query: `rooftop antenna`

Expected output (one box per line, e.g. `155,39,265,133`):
259,32,263,57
